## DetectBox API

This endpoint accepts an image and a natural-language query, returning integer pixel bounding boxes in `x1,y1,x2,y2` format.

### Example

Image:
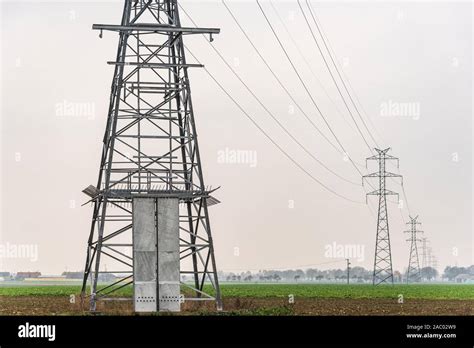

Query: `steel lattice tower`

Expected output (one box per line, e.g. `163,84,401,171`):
404,215,423,283
429,251,438,273
80,0,222,311
421,237,428,269
363,148,403,285
420,237,428,281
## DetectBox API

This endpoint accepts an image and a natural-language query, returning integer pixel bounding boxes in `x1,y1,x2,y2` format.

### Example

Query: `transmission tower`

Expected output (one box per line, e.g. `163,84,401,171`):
429,251,438,274
80,0,222,312
363,148,402,285
404,215,423,283
421,237,428,280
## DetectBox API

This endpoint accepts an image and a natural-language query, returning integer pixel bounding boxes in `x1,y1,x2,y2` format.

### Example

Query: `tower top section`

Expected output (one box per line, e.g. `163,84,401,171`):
92,0,219,41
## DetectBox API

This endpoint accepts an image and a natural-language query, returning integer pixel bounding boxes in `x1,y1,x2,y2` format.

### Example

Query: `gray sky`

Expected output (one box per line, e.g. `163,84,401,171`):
0,0,472,275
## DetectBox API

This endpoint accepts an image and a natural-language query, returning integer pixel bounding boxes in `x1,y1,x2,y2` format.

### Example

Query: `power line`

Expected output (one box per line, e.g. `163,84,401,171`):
268,0,357,135
257,0,378,199
305,0,380,149
184,46,365,204
392,160,412,216
298,0,373,153
300,1,417,216
256,0,367,181
367,198,377,220
399,205,407,225
223,1,378,202
401,182,412,215
181,4,361,187
290,1,410,210
181,2,412,214
221,0,360,186
386,160,413,218
262,2,415,235
223,0,341,155
299,0,415,219
301,1,417,216
306,1,384,145
216,0,384,253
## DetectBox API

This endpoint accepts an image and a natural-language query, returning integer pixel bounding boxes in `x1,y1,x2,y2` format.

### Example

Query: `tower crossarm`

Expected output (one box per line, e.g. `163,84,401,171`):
404,230,423,242
365,189,399,203
366,189,399,196
365,147,400,167
362,171,402,180
93,23,220,34
407,215,422,224
93,24,220,39
404,230,424,234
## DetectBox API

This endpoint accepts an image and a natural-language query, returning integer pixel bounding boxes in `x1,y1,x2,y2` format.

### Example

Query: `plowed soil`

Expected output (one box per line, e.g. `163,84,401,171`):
0,296,472,316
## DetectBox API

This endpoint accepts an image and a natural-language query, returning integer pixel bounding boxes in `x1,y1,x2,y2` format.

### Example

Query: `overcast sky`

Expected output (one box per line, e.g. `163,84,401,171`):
0,0,472,275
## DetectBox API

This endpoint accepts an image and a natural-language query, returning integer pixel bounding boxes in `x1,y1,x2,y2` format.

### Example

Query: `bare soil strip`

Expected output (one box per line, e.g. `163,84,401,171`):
0,296,472,316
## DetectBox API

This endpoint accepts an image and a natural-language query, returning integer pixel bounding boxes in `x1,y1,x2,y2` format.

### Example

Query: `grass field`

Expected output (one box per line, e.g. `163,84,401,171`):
0,283,473,300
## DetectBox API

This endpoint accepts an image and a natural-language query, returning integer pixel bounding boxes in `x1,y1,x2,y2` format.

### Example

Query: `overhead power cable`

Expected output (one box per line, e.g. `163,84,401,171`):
298,0,374,153
306,0,382,146
184,46,364,204
268,0,357,134
256,0,370,183
295,1,415,225
181,4,362,187
222,0,340,153
301,2,414,216
221,0,360,186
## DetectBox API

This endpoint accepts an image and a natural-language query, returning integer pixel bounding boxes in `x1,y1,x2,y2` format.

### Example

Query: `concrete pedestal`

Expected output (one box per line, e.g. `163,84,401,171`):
133,197,180,312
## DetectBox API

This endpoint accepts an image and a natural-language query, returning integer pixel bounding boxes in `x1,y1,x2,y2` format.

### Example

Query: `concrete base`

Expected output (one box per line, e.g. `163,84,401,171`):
133,197,180,312
156,198,180,312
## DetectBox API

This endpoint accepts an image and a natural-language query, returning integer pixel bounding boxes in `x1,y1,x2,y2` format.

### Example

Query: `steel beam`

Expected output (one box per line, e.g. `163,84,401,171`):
108,61,204,68
93,23,220,34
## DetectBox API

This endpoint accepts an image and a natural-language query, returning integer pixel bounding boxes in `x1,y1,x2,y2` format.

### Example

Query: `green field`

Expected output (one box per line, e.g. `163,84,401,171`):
0,283,473,300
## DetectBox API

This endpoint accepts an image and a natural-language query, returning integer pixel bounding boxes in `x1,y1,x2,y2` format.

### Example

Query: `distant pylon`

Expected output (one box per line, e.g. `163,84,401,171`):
427,246,433,270
429,251,438,273
363,148,403,285
404,215,423,283
421,237,428,280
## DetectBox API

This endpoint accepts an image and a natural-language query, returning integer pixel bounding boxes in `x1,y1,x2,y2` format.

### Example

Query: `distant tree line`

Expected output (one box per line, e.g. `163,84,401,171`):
217,267,373,283
442,265,474,281
216,264,474,283
3,265,473,284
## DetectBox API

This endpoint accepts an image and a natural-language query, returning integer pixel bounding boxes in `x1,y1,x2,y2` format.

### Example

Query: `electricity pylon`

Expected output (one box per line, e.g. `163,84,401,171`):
363,148,402,285
429,251,438,274
80,0,222,311
420,237,428,280
404,215,423,283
